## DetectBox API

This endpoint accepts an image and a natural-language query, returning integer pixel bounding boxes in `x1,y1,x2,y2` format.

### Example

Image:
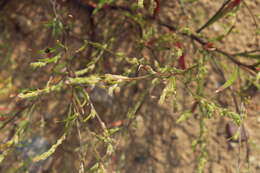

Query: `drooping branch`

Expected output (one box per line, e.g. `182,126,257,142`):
157,21,257,75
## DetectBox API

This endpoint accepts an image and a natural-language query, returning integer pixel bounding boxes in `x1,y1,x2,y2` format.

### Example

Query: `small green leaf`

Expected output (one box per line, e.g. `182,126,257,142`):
220,109,241,125
76,40,88,53
197,0,236,32
67,75,101,85
234,53,260,59
90,163,99,172
176,111,192,123
30,53,61,69
38,53,61,63
84,104,97,122
18,81,64,99
215,66,239,93
108,127,121,135
127,89,148,119
159,77,176,105
75,64,95,76
106,143,114,155
32,134,66,162
30,62,47,68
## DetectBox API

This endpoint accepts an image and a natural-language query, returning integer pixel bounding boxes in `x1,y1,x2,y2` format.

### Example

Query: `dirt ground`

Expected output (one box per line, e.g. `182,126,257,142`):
0,0,259,173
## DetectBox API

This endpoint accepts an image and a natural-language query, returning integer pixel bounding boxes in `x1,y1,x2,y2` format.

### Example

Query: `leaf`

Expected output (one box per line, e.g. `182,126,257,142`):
197,0,236,33
90,163,100,172
67,75,101,85
32,134,66,162
127,89,148,119
0,134,19,164
158,77,176,105
108,127,121,134
220,109,241,125
215,66,239,93
30,53,62,69
38,53,61,63
106,143,114,155
234,53,260,59
84,104,97,122
76,40,88,53
176,111,192,123
105,74,130,81
30,62,47,68
18,81,64,99
200,99,217,118
88,41,107,50
75,64,95,76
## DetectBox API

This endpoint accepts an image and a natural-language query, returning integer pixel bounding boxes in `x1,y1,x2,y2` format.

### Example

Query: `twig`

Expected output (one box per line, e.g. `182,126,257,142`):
158,21,257,75
232,49,260,56
0,102,30,130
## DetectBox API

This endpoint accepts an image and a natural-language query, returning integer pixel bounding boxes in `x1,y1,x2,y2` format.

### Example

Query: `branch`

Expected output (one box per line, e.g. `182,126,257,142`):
157,21,257,75
85,3,258,75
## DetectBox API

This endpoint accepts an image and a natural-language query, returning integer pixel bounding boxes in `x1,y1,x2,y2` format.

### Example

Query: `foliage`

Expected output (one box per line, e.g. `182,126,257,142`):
0,0,259,172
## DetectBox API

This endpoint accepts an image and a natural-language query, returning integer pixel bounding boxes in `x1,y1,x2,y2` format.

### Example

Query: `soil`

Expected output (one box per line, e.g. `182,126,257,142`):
0,0,259,173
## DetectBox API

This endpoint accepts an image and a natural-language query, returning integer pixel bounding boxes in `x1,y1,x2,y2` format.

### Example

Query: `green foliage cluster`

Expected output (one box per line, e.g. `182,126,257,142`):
0,0,259,172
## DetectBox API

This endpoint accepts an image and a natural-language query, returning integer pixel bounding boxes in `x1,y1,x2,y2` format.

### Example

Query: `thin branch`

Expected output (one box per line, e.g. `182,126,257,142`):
232,49,260,55
0,101,31,130
157,21,257,75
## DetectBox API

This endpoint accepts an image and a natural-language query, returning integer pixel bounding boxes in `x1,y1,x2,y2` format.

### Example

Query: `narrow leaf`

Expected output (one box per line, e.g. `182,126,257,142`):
159,77,176,105
67,75,101,85
84,104,97,122
197,0,232,32
176,111,192,123
32,134,66,162
215,66,239,93
234,53,260,59
127,89,148,119
30,62,47,68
